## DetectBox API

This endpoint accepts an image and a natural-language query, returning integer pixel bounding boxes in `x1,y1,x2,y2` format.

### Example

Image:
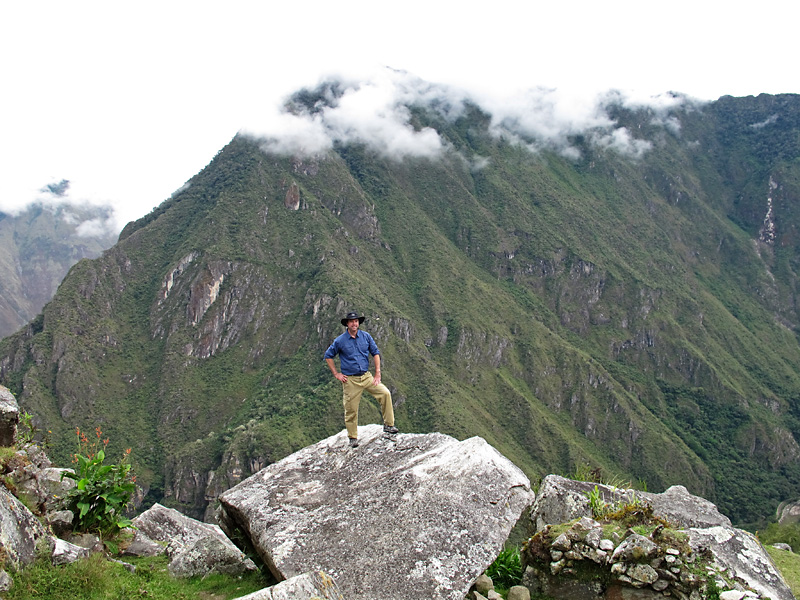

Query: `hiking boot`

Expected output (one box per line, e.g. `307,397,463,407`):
349,437,359,448
383,425,399,434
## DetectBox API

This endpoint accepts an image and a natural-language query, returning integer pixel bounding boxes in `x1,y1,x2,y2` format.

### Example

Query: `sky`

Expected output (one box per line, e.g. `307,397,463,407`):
2,0,799,233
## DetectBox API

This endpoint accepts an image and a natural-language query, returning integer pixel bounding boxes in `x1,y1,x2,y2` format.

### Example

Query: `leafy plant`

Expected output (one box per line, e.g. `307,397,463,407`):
485,546,522,592
16,411,36,445
587,485,609,519
61,427,136,536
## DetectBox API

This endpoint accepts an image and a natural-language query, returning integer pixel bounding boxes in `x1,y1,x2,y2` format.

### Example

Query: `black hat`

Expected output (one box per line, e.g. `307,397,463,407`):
341,312,366,327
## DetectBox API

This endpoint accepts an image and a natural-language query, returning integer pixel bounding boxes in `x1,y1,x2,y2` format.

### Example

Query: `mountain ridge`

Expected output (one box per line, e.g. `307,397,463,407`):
3,91,800,526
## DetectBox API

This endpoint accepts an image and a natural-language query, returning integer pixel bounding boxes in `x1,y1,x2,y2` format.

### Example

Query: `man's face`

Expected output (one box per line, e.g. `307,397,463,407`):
346,318,360,335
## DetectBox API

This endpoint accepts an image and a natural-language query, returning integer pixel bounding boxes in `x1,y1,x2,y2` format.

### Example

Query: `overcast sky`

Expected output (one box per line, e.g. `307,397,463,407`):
2,1,799,232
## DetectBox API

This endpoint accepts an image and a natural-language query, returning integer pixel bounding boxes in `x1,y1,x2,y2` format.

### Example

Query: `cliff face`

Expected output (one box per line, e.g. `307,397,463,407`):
3,94,800,523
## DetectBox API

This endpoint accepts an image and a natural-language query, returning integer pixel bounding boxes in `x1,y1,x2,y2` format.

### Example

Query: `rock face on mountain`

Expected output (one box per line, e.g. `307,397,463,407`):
524,475,794,600
218,425,534,600
0,384,18,446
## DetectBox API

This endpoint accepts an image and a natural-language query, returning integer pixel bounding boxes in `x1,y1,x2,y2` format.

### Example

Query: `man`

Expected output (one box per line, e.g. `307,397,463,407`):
324,311,399,447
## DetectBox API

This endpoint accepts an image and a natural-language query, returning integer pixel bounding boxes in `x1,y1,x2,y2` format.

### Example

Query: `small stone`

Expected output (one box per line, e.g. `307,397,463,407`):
585,526,603,549
652,579,670,591
666,548,680,555
599,539,615,551
507,585,531,600
552,532,571,551
474,573,493,594
629,563,659,584
550,559,566,575
550,549,563,561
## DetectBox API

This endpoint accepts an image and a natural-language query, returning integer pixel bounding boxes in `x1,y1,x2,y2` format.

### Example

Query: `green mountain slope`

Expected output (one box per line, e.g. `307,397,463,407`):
3,92,800,525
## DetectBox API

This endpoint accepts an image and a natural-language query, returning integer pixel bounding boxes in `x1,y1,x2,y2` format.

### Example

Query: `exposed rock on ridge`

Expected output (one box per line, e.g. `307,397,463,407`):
218,425,534,600
524,475,794,600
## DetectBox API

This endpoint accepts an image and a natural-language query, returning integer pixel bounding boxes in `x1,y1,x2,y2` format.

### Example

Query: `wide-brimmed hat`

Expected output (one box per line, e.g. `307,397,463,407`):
341,311,366,326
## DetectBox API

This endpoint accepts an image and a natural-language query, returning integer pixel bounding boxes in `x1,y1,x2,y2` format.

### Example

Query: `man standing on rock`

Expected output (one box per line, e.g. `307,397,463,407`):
324,311,399,448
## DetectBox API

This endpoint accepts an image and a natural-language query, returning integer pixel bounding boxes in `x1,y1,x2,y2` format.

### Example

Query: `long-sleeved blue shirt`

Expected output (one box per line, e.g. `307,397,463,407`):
324,330,380,376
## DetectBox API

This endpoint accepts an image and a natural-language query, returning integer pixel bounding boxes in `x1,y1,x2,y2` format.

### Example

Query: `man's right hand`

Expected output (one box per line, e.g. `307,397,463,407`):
335,372,348,383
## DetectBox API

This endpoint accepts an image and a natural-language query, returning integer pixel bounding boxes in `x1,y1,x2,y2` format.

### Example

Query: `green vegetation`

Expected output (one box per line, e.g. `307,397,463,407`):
60,427,136,537
485,547,523,594
4,553,268,600
3,93,800,527
760,521,800,552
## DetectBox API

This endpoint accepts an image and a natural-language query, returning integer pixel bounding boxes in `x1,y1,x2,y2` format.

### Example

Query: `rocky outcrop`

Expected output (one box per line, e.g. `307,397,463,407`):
218,425,534,600
524,475,794,600
131,503,256,578
0,385,19,446
0,485,49,569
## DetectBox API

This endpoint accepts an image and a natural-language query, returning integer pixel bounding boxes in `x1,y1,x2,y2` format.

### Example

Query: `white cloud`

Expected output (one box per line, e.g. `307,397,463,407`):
248,70,447,160
591,127,652,159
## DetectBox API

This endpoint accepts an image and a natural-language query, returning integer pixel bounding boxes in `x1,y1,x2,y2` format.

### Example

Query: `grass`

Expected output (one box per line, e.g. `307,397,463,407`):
766,546,800,598
5,553,270,600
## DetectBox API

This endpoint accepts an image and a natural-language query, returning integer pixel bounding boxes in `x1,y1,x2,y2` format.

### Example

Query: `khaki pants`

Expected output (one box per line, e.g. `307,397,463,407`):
342,373,394,439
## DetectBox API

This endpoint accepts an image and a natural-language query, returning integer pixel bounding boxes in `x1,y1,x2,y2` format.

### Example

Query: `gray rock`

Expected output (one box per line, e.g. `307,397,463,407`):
51,538,91,566
645,484,731,529
531,475,794,600
611,533,659,562
0,485,49,569
232,570,344,599
0,568,12,592
65,532,104,553
219,425,534,600
132,502,254,577
686,526,792,600
474,573,494,594
168,533,257,578
0,385,19,446
507,585,531,600
772,542,792,552
120,530,165,557
45,509,74,537
12,466,75,513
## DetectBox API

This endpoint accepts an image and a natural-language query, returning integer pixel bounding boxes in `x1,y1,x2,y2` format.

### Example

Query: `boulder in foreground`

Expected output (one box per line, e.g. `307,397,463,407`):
219,425,534,600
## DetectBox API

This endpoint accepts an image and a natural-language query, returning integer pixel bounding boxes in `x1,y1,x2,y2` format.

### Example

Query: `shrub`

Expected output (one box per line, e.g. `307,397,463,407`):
61,427,136,536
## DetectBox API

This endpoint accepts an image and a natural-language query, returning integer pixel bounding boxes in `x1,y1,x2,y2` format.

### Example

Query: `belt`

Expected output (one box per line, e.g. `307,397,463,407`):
346,371,368,377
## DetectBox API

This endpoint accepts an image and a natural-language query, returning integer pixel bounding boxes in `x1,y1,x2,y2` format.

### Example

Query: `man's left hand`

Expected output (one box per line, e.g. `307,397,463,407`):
373,372,382,386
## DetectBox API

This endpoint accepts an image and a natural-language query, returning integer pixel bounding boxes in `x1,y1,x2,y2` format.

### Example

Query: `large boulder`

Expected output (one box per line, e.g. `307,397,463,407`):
233,571,344,599
218,425,534,600
528,475,793,600
131,502,256,578
0,485,49,569
0,385,19,447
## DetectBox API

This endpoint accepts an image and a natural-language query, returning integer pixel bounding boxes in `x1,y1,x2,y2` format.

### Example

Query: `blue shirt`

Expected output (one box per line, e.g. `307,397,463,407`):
324,330,380,375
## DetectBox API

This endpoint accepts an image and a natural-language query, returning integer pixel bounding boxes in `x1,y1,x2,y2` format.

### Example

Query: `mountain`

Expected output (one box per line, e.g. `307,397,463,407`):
0,199,118,338
2,87,800,526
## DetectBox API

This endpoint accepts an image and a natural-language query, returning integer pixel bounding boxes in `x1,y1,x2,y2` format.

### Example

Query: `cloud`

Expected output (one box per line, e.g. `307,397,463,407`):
591,127,652,158
246,69,450,160
75,215,117,238
246,69,691,164
0,177,121,237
